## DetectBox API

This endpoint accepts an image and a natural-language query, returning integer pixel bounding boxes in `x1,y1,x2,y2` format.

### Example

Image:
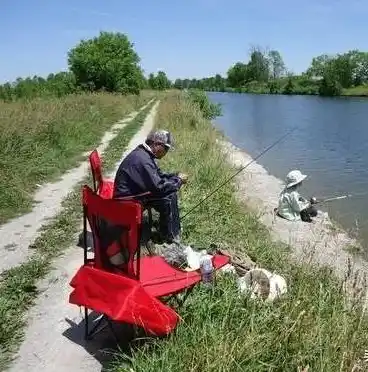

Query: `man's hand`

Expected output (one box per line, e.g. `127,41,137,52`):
178,172,188,184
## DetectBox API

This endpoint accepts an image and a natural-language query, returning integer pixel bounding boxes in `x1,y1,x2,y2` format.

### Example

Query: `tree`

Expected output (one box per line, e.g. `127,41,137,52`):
227,62,249,87
268,50,286,79
174,79,184,89
147,71,171,90
67,31,144,94
348,50,368,85
319,75,342,96
283,77,295,95
148,73,157,89
155,71,171,90
268,80,281,94
306,54,333,78
247,46,270,82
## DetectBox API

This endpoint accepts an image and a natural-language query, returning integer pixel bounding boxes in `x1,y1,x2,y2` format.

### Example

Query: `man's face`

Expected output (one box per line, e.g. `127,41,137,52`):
152,142,169,159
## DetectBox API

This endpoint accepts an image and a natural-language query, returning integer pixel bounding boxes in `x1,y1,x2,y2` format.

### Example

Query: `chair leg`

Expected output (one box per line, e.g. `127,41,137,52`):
107,318,120,344
84,307,89,340
84,312,120,344
144,207,155,256
86,314,108,340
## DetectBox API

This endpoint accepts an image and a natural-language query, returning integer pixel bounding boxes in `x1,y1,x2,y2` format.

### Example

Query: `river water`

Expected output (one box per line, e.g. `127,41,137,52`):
208,92,368,245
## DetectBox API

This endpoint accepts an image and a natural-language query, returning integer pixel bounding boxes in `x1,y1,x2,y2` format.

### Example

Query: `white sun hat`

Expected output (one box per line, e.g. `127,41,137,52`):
285,169,307,188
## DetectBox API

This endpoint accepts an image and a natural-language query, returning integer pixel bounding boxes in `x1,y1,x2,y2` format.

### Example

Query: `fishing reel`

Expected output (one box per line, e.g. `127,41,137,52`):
310,197,317,205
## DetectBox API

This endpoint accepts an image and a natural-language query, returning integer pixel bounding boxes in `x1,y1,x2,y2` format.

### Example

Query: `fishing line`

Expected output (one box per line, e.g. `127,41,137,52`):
180,127,297,221
315,191,368,205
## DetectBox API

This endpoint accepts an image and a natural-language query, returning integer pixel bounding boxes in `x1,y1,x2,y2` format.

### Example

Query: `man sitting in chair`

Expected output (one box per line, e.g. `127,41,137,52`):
113,130,188,243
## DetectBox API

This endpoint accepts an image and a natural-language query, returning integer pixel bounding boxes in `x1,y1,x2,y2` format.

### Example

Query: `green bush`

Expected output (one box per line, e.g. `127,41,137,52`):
187,89,222,119
319,76,343,96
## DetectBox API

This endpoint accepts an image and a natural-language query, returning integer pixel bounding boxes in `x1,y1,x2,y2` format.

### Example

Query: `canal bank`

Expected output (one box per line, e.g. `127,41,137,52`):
219,137,368,295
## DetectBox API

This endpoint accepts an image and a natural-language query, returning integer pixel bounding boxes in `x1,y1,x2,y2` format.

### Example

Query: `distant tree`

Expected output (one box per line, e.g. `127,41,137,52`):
147,71,171,90
148,73,157,89
306,54,333,78
247,46,270,82
174,79,184,89
348,50,368,85
68,31,143,94
283,77,295,95
268,79,281,94
155,71,171,90
319,75,342,96
0,72,78,101
214,74,226,91
268,50,286,79
227,62,249,87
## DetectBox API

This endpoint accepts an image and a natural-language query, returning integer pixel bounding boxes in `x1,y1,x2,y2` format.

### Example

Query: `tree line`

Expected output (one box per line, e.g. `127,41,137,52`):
0,31,173,102
3,33,368,101
173,47,368,96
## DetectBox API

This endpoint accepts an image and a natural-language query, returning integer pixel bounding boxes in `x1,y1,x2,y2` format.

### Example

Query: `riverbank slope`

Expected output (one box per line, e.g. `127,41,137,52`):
221,140,368,294
112,91,368,372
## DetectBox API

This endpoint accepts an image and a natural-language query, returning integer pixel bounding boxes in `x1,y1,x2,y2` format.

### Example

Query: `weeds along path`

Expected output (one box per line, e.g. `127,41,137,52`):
3,101,159,372
0,100,153,273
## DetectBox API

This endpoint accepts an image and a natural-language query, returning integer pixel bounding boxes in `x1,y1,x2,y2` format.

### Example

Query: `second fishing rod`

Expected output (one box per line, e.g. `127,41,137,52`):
180,127,297,221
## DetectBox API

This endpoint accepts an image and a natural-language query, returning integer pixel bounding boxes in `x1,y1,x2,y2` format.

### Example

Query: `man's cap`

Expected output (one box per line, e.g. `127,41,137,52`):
146,130,173,149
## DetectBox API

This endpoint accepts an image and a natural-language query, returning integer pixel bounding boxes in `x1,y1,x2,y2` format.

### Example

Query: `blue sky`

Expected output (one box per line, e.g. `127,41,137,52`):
1,0,368,83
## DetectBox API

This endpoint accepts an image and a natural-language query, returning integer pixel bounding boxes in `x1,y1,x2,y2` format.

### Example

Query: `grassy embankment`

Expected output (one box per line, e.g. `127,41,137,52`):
0,92,154,224
0,99,157,370
342,85,368,96
112,91,368,372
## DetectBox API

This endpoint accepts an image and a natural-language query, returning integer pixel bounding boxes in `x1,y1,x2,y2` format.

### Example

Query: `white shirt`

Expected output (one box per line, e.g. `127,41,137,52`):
142,142,153,155
278,188,310,221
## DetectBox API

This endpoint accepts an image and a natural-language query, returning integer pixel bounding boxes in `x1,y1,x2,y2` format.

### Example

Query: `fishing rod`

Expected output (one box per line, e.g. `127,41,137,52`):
180,127,297,221
314,194,352,205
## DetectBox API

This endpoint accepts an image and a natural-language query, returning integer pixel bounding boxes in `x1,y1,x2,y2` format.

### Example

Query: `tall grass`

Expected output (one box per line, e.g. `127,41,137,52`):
112,92,368,372
0,92,154,223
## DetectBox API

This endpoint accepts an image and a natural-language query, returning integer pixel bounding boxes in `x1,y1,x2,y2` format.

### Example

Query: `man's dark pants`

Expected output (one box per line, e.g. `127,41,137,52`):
144,192,181,243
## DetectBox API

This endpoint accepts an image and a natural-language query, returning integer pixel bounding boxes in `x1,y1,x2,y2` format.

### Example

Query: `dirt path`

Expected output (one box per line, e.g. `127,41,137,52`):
0,102,153,274
221,140,368,294
8,102,159,372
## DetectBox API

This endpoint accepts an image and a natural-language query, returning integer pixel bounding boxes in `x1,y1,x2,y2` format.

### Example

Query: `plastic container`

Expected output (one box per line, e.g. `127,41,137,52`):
200,254,214,285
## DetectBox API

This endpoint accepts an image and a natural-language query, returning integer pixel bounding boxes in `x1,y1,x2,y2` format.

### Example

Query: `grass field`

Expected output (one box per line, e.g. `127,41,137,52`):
111,92,368,372
342,85,368,96
0,92,153,224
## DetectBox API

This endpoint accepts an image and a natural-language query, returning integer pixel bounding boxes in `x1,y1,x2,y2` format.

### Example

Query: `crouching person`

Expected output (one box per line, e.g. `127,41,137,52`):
113,130,188,243
277,170,317,223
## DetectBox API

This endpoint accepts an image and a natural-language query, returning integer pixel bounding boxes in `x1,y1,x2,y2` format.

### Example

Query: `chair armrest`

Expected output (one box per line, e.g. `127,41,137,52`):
115,191,152,201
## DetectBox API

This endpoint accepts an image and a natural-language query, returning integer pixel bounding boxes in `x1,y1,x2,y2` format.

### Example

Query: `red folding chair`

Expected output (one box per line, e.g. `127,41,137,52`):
69,185,229,341
89,149,114,199
89,149,154,255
